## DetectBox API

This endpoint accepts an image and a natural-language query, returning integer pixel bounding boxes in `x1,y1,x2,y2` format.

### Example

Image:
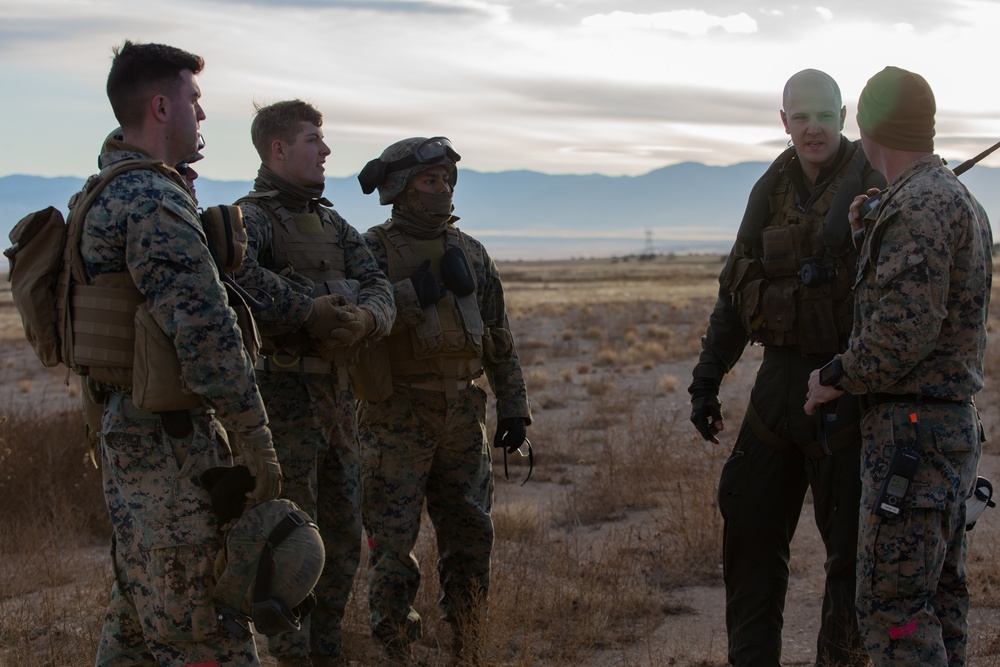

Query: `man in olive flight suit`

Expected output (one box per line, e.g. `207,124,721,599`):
690,69,884,667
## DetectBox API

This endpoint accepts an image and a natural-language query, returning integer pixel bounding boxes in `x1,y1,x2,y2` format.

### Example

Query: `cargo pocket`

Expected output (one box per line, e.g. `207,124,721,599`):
142,515,221,643
867,509,937,599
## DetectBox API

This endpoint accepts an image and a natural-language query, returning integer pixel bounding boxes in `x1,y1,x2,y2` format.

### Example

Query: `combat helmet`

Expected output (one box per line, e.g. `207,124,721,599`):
213,497,326,638
358,136,461,204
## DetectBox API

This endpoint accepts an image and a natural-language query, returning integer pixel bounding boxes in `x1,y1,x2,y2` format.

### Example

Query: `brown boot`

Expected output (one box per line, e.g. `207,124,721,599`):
276,657,312,667
310,652,347,667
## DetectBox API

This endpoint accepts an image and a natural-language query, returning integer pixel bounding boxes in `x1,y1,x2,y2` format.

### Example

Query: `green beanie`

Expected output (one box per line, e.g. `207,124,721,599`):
857,66,935,152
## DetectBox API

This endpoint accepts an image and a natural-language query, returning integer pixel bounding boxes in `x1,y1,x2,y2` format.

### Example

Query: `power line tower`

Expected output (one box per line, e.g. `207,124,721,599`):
644,229,655,256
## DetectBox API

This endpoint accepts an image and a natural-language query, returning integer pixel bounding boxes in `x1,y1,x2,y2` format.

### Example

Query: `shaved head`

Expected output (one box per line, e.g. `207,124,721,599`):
783,69,842,111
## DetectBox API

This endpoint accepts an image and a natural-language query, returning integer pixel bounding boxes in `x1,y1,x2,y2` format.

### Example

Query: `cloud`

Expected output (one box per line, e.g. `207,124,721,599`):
488,77,775,126
816,6,833,20
205,0,508,19
581,9,757,35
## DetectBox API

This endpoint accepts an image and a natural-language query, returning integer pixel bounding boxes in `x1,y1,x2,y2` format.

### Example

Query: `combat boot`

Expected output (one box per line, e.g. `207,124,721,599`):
276,656,312,667
311,651,347,667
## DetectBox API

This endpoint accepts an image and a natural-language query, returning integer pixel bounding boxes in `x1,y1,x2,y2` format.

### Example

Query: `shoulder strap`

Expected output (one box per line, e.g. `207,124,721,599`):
235,191,294,227
735,146,797,254
65,158,179,284
818,140,879,255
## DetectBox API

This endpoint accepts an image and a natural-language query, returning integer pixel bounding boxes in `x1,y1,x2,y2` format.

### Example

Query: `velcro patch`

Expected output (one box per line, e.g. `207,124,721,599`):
889,620,918,640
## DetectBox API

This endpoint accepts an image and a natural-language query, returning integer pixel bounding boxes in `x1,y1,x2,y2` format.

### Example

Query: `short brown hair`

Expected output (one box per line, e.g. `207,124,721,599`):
106,40,204,130
250,100,323,162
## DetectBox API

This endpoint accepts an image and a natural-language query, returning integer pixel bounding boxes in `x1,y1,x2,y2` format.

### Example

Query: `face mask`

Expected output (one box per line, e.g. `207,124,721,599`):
416,190,454,216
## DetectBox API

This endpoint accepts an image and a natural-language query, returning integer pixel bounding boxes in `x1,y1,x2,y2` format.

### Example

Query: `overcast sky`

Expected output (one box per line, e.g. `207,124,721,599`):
2,0,999,182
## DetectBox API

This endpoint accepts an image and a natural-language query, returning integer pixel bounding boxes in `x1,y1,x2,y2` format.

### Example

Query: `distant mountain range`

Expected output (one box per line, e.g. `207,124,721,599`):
4,162,1000,262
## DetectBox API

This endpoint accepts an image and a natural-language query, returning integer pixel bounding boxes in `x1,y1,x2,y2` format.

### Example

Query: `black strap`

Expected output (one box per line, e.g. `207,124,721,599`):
746,399,858,460
253,510,312,605
502,438,534,486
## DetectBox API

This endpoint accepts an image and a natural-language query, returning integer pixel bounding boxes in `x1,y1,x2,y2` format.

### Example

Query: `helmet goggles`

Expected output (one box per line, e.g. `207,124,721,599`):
358,136,461,195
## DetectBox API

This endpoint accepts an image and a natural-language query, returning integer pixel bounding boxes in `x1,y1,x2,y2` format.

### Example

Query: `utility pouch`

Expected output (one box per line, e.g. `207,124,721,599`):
760,283,796,335
761,225,811,278
874,411,921,518
411,295,482,360
132,303,202,412
201,205,248,275
348,338,394,403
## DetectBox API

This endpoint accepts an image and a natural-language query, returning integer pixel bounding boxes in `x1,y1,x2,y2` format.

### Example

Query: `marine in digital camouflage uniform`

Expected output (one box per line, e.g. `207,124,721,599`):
806,66,992,667
232,100,394,667
85,42,281,666
355,137,531,665
690,70,882,667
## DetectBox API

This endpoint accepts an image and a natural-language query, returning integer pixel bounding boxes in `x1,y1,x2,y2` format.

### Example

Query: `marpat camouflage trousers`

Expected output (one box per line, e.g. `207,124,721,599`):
95,392,259,666
856,400,981,667
256,370,361,660
358,384,494,645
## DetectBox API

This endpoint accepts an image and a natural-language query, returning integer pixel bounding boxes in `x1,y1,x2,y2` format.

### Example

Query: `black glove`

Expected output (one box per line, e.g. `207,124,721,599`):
440,246,475,297
409,259,447,307
201,465,255,527
690,394,723,444
493,417,527,454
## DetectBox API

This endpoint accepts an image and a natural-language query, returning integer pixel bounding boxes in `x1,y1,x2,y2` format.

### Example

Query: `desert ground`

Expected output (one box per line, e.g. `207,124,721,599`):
2,255,1000,666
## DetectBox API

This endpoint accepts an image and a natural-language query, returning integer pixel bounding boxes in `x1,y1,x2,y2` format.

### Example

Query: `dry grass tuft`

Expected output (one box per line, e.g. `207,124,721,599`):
3,261,1000,666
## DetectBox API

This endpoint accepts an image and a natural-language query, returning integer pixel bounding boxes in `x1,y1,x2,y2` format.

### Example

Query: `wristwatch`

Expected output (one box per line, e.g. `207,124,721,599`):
818,357,844,391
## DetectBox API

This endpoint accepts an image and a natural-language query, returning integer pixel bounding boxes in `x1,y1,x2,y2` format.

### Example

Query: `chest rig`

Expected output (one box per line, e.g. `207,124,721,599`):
372,222,484,384
724,165,856,356
238,193,348,358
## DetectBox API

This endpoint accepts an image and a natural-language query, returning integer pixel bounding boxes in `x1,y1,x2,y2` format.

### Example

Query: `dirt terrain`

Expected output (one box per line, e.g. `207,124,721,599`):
2,256,1000,666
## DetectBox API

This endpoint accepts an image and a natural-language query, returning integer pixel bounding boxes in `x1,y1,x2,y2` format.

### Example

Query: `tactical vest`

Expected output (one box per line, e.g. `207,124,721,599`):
67,161,258,411
371,222,484,383
724,167,856,356
236,193,347,356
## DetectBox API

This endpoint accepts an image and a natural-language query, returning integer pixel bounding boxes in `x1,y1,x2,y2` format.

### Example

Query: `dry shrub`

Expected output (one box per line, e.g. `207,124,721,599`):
487,530,663,665
0,408,107,549
582,377,612,397
493,501,545,544
0,404,109,664
659,375,679,392
525,369,551,392
595,348,619,366
0,553,107,665
967,523,1000,607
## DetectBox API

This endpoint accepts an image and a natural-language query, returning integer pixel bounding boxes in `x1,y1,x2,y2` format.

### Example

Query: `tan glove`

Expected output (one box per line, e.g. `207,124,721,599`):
232,426,282,502
303,294,349,340
327,305,376,348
